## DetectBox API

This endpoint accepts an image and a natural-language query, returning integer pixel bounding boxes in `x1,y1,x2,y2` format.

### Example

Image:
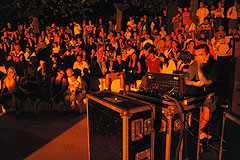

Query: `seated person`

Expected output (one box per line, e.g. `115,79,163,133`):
50,69,68,104
146,49,161,73
197,17,212,39
73,55,89,76
176,51,193,73
139,49,161,91
159,53,176,74
19,64,39,114
105,54,127,94
34,62,52,111
64,68,86,113
125,52,141,91
66,68,86,90
0,67,20,117
185,44,219,140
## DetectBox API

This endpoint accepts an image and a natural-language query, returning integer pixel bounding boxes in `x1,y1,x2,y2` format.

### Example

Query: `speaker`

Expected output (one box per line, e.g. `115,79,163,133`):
219,112,240,160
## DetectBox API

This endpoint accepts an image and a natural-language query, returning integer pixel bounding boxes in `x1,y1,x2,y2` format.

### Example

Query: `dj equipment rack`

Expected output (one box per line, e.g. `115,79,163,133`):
86,73,210,160
127,91,201,160
146,72,206,99
126,73,209,160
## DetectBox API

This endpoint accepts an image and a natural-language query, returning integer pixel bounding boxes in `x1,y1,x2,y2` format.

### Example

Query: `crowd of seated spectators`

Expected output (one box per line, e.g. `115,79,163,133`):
0,1,240,118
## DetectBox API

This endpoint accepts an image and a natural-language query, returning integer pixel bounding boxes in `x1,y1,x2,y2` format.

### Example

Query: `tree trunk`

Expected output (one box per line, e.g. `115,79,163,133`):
116,7,122,32
190,0,198,24
114,3,129,32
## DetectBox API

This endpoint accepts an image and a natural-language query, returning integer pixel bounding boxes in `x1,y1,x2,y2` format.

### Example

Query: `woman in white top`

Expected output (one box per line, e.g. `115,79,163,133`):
159,53,176,74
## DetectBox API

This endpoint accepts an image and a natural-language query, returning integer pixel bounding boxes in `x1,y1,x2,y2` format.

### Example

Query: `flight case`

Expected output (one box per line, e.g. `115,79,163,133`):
86,91,155,160
126,91,201,160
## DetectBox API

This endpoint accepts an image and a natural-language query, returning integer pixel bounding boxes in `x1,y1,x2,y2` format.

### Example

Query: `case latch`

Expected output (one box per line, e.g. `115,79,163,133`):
135,148,151,160
131,119,143,141
144,118,153,135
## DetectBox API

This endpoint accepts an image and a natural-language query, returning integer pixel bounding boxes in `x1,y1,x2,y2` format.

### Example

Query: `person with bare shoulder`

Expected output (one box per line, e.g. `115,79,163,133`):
0,67,20,117
185,44,219,140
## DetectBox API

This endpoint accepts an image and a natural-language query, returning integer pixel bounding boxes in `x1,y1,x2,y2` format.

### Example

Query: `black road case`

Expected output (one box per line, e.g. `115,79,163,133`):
126,91,201,160
87,91,155,160
219,112,240,160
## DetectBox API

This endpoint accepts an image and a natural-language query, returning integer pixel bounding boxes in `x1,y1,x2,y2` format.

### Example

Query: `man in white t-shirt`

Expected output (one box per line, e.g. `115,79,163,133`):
196,2,209,26
73,55,89,76
142,33,153,49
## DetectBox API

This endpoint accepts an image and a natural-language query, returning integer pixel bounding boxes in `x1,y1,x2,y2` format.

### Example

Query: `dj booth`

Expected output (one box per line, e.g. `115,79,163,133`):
87,73,211,160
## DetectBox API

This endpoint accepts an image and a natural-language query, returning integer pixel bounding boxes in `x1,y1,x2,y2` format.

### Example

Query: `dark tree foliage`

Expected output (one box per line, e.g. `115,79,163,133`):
0,0,213,26
0,0,93,25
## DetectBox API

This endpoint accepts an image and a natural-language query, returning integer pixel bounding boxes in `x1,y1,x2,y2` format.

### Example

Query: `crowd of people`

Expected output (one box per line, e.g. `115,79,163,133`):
0,1,240,118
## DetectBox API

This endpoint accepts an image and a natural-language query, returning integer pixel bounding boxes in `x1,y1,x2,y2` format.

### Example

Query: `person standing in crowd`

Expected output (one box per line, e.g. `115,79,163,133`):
214,2,225,31
185,19,197,40
2,37,12,55
95,44,106,76
108,20,115,34
182,7,191,26
105,44,116,72
162,9,168,32
85,20,94,44
127,17,137,32
172,12,182,33
73,21,82,37
227,1,238,34
65,25,73,37
196,1,210,26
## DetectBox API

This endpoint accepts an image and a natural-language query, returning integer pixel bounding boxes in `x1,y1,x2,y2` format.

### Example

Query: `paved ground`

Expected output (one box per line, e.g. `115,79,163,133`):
0,112,88,160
